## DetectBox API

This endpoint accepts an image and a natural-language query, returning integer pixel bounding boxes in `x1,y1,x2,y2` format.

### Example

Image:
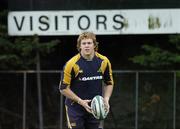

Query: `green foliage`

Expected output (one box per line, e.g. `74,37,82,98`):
169,35,180,50
0,10,8,37
130,35,180,69
0,35,59,70
0,10,59,70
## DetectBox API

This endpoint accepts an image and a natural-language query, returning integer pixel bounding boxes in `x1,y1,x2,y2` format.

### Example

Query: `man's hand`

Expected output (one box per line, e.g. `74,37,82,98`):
78,99,92,113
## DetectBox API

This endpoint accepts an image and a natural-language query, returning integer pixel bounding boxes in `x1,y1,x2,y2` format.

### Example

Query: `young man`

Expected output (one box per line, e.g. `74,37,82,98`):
59,32,114,129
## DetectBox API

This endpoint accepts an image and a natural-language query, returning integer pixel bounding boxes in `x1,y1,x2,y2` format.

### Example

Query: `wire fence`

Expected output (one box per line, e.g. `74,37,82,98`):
0,70,179,129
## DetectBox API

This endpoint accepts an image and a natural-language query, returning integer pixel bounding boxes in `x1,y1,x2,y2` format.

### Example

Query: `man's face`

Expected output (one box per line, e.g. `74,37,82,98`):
80,38,95,57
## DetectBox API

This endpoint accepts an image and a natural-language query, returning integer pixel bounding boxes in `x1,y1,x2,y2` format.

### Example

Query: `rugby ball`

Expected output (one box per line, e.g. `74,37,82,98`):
91,95,108,120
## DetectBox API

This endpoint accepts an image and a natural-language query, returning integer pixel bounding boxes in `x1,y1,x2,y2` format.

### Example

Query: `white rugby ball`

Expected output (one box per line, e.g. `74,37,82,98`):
91,95,108,120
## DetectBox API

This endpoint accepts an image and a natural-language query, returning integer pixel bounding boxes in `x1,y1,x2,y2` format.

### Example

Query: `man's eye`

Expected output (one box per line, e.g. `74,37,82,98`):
87,42,93,44
82,42,93,45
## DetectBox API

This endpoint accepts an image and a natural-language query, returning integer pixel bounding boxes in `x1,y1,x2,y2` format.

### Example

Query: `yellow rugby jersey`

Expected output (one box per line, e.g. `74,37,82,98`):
60,52,114,101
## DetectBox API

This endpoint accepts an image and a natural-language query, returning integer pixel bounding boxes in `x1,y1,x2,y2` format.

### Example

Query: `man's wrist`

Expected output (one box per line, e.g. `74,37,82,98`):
77,98,82,105
104,97,110,102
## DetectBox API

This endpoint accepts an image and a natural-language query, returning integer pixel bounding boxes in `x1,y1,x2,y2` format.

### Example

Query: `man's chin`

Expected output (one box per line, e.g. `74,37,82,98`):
84,52,91,56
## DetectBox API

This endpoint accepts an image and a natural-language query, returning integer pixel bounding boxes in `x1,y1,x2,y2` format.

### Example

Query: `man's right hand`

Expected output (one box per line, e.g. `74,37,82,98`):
78,99,92,113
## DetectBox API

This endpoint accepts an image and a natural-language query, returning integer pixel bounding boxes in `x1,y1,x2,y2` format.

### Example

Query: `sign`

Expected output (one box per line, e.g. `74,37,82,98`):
8,9,180,36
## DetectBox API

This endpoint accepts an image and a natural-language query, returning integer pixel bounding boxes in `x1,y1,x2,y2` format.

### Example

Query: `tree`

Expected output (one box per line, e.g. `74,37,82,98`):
130,35,180,69
0,10,59,70
0,10,60,129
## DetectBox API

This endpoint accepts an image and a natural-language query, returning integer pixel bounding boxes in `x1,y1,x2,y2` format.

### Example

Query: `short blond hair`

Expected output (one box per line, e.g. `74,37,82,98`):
77,32,99,52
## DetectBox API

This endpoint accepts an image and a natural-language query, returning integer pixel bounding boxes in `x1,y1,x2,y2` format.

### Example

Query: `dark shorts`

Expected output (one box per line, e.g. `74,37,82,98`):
65,103,103,129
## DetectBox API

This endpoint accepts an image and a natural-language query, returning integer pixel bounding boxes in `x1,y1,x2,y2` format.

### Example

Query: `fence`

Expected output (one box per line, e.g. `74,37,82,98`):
0,70,179,129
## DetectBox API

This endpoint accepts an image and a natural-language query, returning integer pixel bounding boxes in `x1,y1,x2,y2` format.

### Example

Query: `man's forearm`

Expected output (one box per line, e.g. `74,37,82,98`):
103,85,113,101
60,88,82,104
60,88,92,113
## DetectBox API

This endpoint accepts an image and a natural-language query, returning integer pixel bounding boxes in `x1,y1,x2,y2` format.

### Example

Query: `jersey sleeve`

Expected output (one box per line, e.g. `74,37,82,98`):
59,62,74,90
59,54,80,90
103,58,114,86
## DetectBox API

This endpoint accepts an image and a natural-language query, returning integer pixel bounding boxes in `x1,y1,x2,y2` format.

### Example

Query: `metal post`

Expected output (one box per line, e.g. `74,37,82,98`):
135,72,139,129
37,51,44,129
173,72,176,129
59,72,64,129
60,94,63,129
23,72,27,129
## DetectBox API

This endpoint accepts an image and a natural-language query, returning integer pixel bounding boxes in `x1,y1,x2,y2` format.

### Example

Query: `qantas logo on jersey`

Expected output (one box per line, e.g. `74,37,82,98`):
79,75,103,81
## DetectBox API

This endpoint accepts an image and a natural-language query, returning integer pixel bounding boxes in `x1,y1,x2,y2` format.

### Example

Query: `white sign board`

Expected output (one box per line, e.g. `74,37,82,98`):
8,9,180,36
